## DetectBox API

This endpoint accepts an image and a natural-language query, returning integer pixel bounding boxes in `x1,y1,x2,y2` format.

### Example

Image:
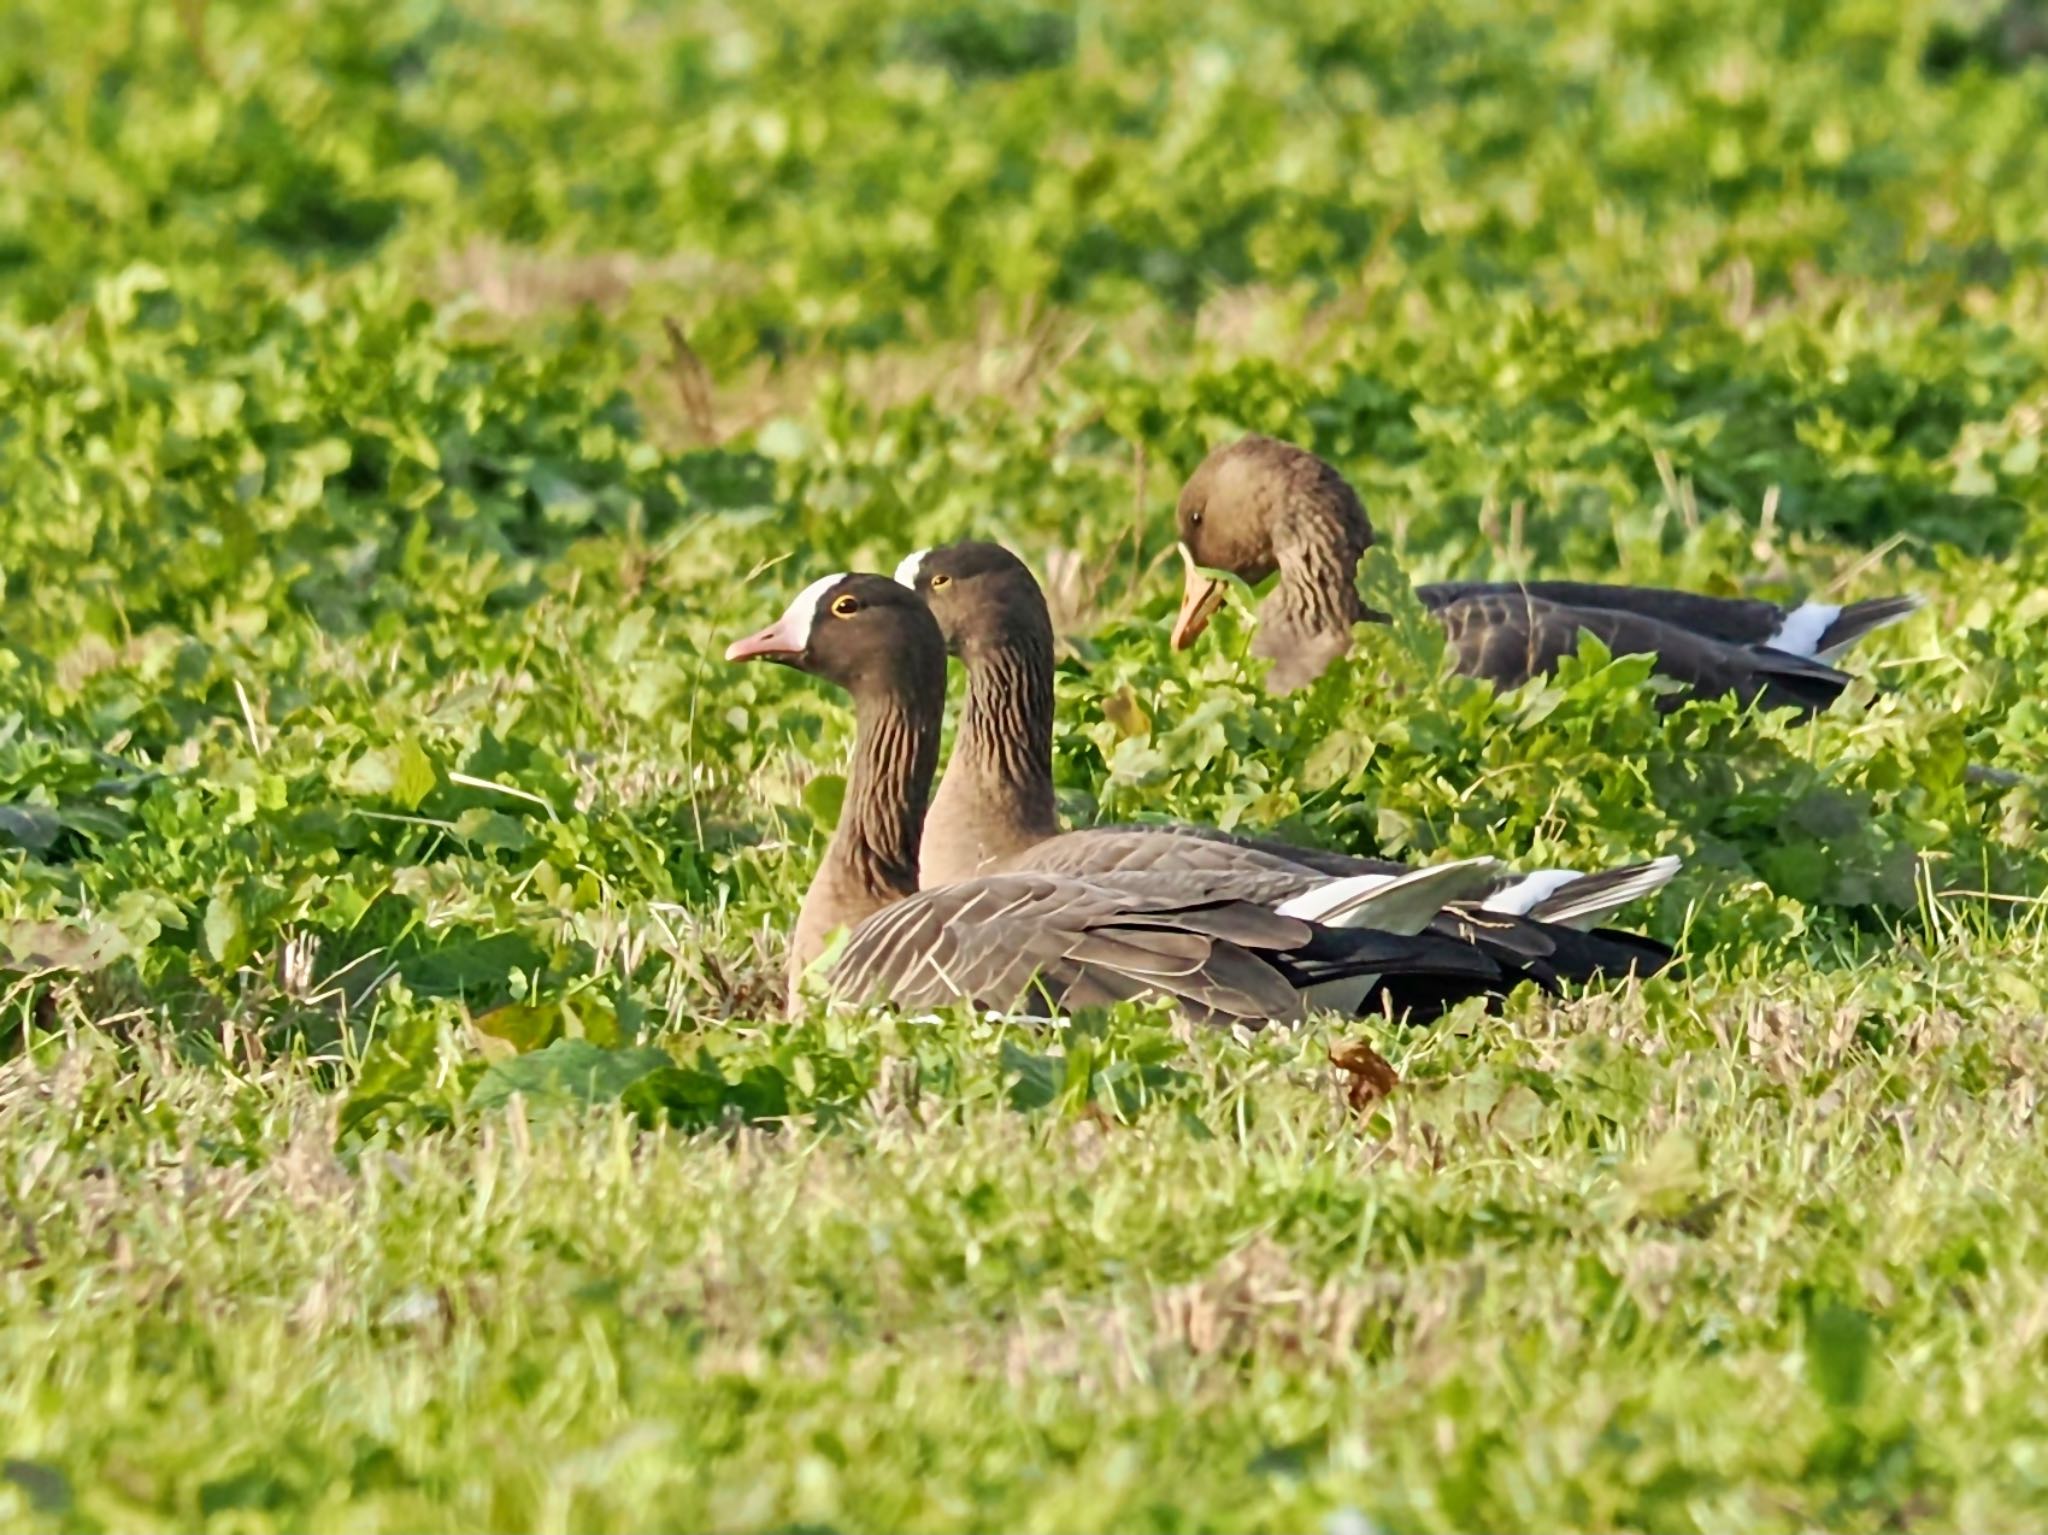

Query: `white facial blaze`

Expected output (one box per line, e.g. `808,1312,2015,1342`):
893,549,929,590
782,573,850,649
1766,601,1842,658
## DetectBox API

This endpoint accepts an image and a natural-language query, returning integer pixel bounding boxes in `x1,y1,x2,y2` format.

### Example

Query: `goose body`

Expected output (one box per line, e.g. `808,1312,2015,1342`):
817,866,1497,1026
726,573,1500,1026
895,540,1678,1017
1415,579,1921,663
1169,434,1919,702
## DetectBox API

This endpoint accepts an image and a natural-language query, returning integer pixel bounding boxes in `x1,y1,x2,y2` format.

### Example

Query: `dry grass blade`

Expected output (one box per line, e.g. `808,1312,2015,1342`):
661,315,720,445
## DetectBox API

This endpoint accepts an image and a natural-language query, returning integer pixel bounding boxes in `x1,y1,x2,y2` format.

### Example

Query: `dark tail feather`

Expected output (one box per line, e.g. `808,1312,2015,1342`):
1817,595,1922,659
1292,924,1502,983
1367,923,1673,1024
1361,973,1507,1022
1532,925,1676,986
1744,648,1859,714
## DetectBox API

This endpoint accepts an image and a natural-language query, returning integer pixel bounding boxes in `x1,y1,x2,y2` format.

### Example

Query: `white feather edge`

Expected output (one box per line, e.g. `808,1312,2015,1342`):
1523,855,1682,930
1277,856,1502,935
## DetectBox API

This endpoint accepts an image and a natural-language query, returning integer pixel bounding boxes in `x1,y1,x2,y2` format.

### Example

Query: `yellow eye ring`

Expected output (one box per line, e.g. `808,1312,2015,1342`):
929,573,952,589
830,594,860,617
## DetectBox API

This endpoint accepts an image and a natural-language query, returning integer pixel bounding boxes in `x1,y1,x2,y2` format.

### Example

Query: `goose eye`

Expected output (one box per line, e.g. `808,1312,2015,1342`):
1189,509,1204,528
928,573,952,589
831,594,861,617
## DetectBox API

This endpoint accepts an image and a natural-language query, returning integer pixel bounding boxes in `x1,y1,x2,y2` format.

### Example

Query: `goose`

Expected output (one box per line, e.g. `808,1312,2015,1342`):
893,539,1678,1015
724,572,1503,1025
1169,434,1920,700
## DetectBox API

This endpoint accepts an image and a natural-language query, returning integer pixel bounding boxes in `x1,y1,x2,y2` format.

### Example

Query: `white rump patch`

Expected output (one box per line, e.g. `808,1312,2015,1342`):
782,573,849,649
1482,869,1584,916
893,549,929,590
1766,601,1842,658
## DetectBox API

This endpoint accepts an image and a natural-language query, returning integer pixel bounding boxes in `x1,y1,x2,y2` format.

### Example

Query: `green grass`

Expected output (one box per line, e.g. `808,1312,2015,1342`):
5,0,2048,1527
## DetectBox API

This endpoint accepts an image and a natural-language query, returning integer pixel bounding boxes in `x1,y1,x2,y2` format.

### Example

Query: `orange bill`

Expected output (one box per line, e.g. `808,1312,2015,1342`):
1169,543,1227,651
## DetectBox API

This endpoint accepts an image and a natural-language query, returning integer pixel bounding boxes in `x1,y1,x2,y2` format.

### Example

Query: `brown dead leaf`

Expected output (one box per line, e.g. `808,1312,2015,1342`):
1330,1038,1400,1115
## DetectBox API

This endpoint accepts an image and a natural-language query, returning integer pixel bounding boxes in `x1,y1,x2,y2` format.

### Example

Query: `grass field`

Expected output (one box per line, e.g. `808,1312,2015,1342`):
6,0,2048,1528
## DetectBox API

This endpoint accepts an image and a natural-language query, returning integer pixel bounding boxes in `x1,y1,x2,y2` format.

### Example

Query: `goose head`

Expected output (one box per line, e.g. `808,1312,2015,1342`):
726,571,946,702
893,540,1050,660
1170,434,1376,651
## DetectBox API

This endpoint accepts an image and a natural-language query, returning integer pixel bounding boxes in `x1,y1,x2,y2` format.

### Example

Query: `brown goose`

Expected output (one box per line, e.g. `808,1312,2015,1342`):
893,540,1677,1014
1169,435,1920,701
724,572,1501,1025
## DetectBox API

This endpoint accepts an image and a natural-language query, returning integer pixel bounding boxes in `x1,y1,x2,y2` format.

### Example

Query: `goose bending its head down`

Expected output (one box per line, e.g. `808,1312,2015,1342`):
1170,434,1919,703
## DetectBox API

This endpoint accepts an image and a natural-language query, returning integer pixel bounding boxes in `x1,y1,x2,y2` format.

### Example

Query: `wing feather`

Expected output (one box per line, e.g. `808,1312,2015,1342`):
1436,591,1853,712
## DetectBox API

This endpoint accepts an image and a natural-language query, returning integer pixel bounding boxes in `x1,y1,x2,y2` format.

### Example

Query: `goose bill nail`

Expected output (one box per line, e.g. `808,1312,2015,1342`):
725,619,804,663
1171,573,1227,650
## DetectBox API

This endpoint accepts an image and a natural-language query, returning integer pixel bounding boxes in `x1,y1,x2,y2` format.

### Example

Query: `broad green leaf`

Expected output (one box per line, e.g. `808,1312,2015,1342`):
203,888,250,968
1000,1040,1063,1112
468,1040,674,1113
802,773,847,830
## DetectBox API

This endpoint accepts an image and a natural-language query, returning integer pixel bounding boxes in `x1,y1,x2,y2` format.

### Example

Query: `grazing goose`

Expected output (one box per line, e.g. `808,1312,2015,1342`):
894,539,1677,1014
724,572,1502,1025
1169,435,1920,701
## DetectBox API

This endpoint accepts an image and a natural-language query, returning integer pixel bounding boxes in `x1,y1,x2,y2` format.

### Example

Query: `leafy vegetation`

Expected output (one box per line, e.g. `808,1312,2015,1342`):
4,0,2048,1528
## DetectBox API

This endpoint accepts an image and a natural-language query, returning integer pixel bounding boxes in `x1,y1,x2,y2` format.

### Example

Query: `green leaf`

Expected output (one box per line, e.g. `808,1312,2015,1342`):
1300,729,1373,790
203,887,250,968
0,804,62,852
3,1458,74,1516
1805,1301,1876,1412
335,740,435,808
1000,1040,1063,1112
1620,1130,1706,1222
339,1001,466,1142
468,1000,564,1053
622,1059,791,1129
0,917,132,974
1106,736,1170,787
802,773,847,830
453,808,534,853
1100,685,1151,739
468,1039,673,1113
392,738,437,811
337,749,400,799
